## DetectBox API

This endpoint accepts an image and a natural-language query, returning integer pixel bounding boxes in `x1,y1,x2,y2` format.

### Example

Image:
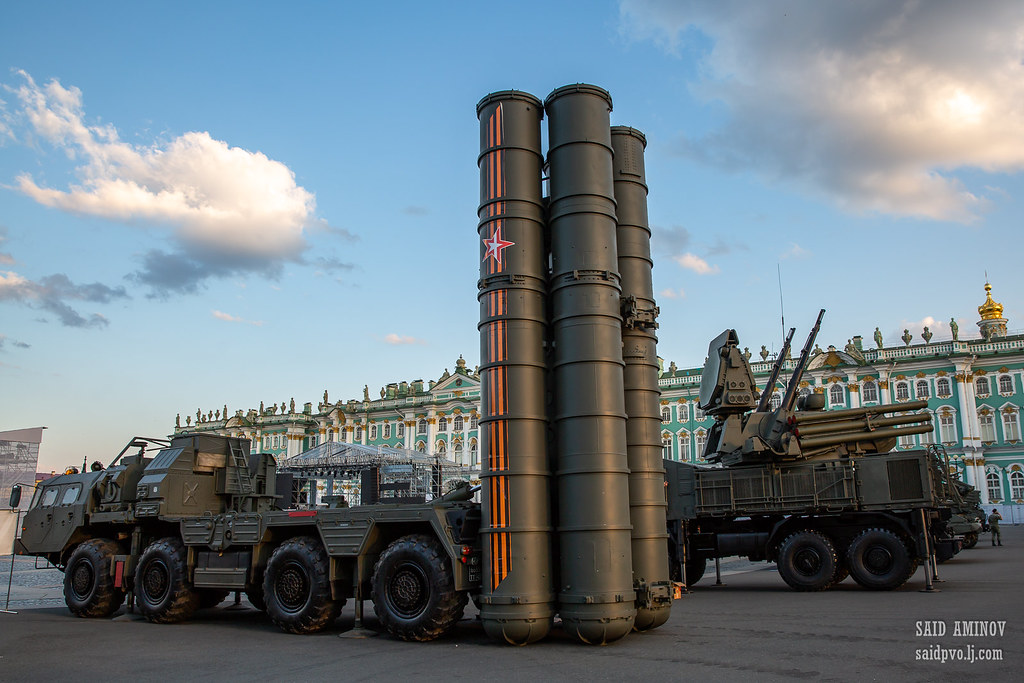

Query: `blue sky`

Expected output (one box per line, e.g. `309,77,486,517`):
3,1,1022,471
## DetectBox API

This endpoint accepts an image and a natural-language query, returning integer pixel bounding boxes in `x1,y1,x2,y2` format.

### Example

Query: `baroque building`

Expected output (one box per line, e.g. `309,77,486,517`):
176,355,483,472
178,283,1023,519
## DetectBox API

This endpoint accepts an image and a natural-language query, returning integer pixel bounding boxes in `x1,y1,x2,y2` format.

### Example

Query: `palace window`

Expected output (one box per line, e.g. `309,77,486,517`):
309,435,318,448
471,414,479,429
355,426,362,440
470,440,478,466
999,375,1014,394
694,405,705,421
369,424,377,440
677,404,689,422
416,441,426,453
919,420,935,445
661,407,671,423
936,378,951,397
939,412,957,443
695,430,707,462
916,380,930,400
975,376,990,396
453,415,464,431
436,441,446,455
895,382,910,401
769,392,782,411
979,412,996,442
1003,410,1020,442
898,431,916,449
397,422,405,438
383,423,391,439
678,432,691,462
829,384,845,407
273,435,280,448
862,381,878,403
438,416,448,432
662,433,673,460
986,471,1002,502
1010,471,1024,500
418,419,427,435
454,443,463,464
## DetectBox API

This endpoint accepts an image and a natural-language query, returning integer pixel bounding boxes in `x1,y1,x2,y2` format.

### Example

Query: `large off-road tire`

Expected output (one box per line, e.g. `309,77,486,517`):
777,530,838,592
685,557,707,586
830,563,850,587
846,528,915,590
198,589,231,609
135,537,200,623
246,580,267,612
263,536,341,634
372,534,467,641
962,532,978,549
63,539,125,618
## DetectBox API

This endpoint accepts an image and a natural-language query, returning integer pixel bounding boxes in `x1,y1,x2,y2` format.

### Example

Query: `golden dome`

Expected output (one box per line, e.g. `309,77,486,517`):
978,282,1004,321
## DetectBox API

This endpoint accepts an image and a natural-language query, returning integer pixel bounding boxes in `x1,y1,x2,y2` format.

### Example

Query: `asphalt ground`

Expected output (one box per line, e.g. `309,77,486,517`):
1,527,1020,682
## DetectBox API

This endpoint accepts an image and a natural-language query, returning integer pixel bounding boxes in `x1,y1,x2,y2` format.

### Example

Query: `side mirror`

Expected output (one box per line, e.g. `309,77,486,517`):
9,484,22,508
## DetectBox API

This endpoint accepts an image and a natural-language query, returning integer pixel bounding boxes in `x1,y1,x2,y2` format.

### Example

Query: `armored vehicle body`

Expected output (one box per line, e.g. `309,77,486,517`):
17,434,481,641
665,320,959,591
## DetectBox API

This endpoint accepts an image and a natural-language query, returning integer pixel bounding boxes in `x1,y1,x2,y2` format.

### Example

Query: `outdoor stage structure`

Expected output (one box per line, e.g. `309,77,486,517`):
279,442,466,507
476,85,672,646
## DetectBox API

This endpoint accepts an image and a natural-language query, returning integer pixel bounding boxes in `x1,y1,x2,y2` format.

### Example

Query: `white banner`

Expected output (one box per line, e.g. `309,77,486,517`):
0,510,18,555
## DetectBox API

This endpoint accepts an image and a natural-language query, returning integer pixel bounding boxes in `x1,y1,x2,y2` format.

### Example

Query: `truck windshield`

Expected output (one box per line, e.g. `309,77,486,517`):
60,484,81,505
39,487,59,507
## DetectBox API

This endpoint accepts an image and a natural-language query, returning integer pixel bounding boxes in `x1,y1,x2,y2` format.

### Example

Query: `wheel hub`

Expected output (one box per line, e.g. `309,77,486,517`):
71,561,94,598
388,562,428,617
864,546,894,574
793,548,822,576
276,561,310,611
142,560,170,602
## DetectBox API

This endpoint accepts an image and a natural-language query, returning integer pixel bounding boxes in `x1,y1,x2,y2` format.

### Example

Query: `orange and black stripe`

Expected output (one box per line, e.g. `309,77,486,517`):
484,104,511,591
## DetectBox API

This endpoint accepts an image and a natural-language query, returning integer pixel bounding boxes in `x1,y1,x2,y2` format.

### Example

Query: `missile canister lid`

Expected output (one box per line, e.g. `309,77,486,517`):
543,83,613,110
611,125,647,148
476,90,543,116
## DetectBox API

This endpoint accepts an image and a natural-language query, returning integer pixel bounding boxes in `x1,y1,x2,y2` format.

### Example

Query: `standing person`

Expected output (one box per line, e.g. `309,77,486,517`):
989,508,1003,546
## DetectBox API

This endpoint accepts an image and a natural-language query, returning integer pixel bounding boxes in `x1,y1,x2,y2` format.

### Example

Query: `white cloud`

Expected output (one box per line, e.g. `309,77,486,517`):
780,243,810,260
659,287,685,299
5,71,321,292
890,315,959,344
212,309,264,326
384,333,427,346
620,1,1024,222
673,252,719,275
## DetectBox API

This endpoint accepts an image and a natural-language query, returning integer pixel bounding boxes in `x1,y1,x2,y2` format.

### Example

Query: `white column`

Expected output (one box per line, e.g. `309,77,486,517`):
877,367,891,405
846,372,861,409
427,410,438,454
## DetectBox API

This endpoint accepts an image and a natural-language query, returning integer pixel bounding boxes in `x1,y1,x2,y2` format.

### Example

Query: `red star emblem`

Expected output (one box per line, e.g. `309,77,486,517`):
482,226,515,266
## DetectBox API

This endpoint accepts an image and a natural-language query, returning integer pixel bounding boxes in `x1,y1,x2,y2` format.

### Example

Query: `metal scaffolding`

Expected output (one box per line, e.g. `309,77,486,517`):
279,441,474,505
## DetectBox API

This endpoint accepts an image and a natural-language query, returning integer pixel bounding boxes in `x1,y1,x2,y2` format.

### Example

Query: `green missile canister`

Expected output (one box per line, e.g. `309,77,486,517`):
476,90,555,645
545,84,636,644
611,126,672,631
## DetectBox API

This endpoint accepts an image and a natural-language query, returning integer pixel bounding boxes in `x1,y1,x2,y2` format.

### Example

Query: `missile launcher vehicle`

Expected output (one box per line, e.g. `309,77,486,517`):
15,434,482,641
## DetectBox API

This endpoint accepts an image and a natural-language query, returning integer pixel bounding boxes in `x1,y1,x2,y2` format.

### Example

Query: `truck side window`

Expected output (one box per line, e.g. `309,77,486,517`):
40,487,59,507
60,484,81,506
